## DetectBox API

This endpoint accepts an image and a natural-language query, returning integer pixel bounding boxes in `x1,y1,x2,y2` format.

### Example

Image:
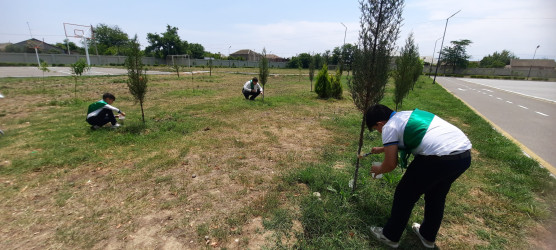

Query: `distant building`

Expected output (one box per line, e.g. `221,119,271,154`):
510,59,556,70
4,38,64,54
230,49,261,61
266,54,287,62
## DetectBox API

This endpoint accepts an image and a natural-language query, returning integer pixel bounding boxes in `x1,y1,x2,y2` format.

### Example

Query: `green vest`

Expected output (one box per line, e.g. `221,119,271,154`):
87,100,108,115
399,109,435,168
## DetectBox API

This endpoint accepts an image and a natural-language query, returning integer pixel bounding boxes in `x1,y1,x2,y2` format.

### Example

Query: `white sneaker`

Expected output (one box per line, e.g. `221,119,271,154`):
412,223,435,248
370,226,399,248
111,123,121,129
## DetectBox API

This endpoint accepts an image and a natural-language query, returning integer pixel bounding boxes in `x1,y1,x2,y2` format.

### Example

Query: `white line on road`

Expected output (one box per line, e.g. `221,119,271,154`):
506,101,513,104
535,111,549,117
489,95,493,97
457,88,466,91
518,105,529,109
497,97,503,100
483,89,494,92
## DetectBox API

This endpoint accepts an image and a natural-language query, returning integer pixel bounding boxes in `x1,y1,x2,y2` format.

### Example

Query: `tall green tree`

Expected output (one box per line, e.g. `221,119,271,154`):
92,24,129,55
145,25,188,59
480,50,518,68
187,43,205,59
393,33,420,111
440,39,472,72
125,35,148,124
348,0,404,192
258,48,270,102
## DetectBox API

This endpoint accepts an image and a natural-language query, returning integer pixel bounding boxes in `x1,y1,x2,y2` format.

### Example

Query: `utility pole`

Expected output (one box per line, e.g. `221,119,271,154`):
527,45,540,80
429,37,441,74
433,10,461,84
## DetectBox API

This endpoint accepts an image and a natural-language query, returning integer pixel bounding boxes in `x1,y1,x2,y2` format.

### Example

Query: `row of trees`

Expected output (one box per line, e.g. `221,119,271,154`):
287,43,356,70
434,40,519,70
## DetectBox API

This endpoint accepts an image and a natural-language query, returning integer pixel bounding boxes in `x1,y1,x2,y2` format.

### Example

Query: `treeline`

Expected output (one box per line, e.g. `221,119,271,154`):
287,43,356,69
4,24,224,60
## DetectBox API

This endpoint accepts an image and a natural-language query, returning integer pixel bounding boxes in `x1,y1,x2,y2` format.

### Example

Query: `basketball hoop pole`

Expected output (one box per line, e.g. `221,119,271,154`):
82,37,91,66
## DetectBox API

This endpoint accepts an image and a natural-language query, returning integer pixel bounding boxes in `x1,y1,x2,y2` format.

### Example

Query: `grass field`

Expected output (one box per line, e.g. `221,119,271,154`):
0,68,555,249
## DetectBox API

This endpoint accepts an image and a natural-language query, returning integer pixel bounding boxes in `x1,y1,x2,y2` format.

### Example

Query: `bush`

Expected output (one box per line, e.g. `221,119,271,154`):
314,65,331,99
330,70,343,99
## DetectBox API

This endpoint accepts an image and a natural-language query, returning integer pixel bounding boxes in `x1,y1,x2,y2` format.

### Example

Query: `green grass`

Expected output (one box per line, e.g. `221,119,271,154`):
0,71,554,249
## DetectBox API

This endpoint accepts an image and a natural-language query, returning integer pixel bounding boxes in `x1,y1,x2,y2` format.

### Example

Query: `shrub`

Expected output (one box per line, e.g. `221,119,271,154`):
330,70,343,99
314,65,330,99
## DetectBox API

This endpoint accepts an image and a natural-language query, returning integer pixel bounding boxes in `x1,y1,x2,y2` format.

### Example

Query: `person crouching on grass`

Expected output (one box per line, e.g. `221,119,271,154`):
242,77,263,100
365,104,471,248
86,93,126,130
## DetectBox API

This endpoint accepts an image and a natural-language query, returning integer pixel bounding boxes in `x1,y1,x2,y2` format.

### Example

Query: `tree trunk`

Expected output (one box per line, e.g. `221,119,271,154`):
140,101,145,124
351,113,366,193
310,80,313,92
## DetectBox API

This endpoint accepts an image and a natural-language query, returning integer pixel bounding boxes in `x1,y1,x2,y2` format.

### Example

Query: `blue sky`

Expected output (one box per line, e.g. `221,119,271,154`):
1,0,555,60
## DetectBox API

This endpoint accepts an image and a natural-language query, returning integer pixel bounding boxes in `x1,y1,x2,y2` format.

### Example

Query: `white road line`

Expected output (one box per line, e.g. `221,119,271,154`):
497,97,503,100
457,88,466,91
535,111,549,117
518,105,529,109
483,89,493,92
506,101,513,104
489,95,493,97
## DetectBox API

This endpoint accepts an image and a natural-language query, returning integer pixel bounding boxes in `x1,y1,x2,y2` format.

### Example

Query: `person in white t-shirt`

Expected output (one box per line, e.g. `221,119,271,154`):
365,104,472,249
242,77,263,100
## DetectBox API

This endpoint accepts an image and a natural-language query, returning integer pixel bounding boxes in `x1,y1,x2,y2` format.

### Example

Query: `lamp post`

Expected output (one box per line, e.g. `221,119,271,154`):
429,37,441,74
433,10,461,84
527,45,540,80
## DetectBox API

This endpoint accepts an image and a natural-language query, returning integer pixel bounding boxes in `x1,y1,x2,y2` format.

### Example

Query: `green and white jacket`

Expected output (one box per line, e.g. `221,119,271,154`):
87,100,122,119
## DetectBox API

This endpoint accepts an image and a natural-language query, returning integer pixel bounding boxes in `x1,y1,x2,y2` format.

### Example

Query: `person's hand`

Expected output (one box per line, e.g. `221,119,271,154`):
251,89,256,93
371,147,384,154
370,163,382,178
261,91,264,95
121,112,126,116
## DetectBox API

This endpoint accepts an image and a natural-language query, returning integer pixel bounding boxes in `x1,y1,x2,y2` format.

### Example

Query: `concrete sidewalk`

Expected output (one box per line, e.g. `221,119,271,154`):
0,67,173,78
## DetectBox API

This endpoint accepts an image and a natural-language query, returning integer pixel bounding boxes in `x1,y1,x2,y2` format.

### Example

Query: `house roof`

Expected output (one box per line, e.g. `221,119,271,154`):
11,38,64,53
230,49,261,56
510,59,556,68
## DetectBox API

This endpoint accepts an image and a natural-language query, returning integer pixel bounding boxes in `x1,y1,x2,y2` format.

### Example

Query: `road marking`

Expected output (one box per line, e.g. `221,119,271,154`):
457,88,466,91
497,97,503,100
518,105,529,109
535,111,549,117
506,101,513,104
483,89,493,92
489,95,493,97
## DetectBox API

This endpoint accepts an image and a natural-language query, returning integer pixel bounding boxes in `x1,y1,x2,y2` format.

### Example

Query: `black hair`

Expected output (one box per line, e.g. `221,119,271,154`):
102,93,116,101
252,77,258,82
365,104,394,131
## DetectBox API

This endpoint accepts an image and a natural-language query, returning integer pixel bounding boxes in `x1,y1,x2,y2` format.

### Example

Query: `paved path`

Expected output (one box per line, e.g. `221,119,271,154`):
435,77,556,175
0,67,176,78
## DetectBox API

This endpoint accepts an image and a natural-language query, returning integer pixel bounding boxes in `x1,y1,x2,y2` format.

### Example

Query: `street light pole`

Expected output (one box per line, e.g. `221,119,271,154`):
429,37,441,74
341,22,347,46
433,10,461,84
527,45,540,80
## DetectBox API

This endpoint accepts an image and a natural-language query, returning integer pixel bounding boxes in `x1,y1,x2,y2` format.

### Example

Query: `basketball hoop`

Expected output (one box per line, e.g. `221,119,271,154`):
63,23,93,65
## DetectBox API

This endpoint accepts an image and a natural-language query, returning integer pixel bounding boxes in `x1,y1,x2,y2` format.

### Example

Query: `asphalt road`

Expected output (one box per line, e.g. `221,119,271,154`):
435,77,556,175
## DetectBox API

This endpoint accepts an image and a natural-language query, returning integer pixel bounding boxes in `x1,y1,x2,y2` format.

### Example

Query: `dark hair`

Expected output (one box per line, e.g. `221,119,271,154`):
102,93,116,101
252,77,258,82
365,104,394,130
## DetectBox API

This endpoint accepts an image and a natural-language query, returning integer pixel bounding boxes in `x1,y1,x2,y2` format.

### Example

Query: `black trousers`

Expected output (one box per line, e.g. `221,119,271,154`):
86,108,117,126
382,150,471,242
242,89,261,100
